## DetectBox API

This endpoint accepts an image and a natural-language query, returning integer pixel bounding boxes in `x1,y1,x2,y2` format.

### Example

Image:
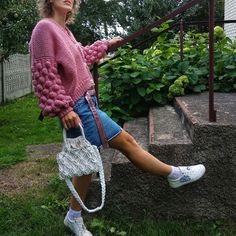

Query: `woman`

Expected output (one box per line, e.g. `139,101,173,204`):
30,1,206,235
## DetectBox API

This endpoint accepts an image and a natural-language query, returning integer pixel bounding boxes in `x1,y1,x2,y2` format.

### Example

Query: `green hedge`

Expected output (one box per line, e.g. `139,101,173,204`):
99,26,236,124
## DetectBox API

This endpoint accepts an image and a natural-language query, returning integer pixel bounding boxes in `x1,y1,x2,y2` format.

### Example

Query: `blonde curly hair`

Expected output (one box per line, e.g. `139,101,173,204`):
37,0,81,24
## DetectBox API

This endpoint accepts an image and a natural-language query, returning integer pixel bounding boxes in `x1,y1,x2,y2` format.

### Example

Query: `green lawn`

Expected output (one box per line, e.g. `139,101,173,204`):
1,175,235,236
0,95,236,235
0,94,62,169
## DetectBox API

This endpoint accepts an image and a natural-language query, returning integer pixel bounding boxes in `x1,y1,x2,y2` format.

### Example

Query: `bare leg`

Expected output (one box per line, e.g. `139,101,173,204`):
70,175,92,211
109,130,172,176
70,130,171,211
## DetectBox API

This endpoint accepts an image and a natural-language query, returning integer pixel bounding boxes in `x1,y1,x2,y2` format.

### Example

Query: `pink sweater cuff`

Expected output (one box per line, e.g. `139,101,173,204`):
83,40,110,65
58,107,73,119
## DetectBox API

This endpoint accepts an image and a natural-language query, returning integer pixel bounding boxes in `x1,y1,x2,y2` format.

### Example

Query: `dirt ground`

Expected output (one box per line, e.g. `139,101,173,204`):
0,144,61,196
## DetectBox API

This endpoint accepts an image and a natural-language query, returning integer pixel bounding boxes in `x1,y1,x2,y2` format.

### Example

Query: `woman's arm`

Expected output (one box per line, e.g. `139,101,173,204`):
31,57,74,119
81,37,123,65
30,21,74,119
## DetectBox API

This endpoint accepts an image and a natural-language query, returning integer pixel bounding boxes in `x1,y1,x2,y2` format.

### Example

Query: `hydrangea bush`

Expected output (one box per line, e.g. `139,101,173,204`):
99,26,236,123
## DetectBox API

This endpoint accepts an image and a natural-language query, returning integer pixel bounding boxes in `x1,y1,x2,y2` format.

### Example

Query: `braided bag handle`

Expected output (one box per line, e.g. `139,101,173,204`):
58,125,106,213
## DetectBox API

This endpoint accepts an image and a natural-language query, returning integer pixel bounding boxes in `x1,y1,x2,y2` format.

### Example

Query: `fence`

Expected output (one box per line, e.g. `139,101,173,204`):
0,54,32,104
225,0,236,40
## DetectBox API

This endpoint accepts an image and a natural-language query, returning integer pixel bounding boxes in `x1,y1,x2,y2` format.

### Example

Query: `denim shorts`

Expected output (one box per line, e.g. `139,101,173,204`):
65,96,122,148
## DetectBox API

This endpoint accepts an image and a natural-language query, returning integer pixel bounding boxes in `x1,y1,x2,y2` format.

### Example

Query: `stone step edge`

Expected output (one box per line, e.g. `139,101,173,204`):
92,118,142,182
112,121,134,165
149,105,193,146
112,117,149,165
174,97,199,141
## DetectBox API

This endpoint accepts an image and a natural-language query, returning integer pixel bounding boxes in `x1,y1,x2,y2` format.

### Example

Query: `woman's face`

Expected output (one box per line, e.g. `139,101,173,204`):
51,0,75,16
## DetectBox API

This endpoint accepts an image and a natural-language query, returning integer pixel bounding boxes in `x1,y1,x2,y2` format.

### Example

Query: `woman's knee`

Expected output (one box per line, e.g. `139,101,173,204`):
109,130,139,153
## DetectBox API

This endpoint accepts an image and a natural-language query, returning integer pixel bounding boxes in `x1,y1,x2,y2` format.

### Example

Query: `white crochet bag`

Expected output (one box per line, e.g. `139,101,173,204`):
56,125,106,213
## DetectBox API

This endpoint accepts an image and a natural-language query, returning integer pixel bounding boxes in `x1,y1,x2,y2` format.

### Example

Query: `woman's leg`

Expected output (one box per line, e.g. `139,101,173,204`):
64,175,93,235
70,175,92,211
108,130,172,176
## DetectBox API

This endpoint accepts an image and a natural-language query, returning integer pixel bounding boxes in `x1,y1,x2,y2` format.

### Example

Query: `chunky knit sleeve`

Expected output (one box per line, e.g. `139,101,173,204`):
31,58,74,118
30,20,74,118
82,41,110,65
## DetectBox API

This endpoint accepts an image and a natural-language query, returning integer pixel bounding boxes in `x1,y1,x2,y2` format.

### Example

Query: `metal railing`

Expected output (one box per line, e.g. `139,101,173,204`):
93,0,220,122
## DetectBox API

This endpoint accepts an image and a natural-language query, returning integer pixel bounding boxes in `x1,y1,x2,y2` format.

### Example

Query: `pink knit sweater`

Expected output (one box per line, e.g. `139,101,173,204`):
30,18,110,118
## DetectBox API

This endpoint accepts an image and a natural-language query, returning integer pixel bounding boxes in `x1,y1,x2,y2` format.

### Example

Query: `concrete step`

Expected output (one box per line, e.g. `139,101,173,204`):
91,148,116,182
174,93,236,219
174,92,236,142
149,106,193,165
112,117,149,164
87,117,149,210
101,114,208,219
88,93,236,219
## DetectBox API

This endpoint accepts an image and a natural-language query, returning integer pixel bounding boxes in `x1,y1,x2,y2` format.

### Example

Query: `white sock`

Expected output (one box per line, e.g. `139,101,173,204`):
168,166,182,179
67,207,82,222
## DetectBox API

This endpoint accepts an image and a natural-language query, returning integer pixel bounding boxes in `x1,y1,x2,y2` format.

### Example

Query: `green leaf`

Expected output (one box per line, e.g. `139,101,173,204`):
166,75,177,81
130,72,140,78
142,77,153,81
227,70,236,77
178,61,189,73
188,73,199,85
133,78,142,84
153,93,163,103
154,83,165,91
225,65,236,70
137,87,146,97
110,227,116,233
195,68,208,76
214,83,221,91
218,75,227,81
146,87,155,94
117,231,127,236
187,54,197,58
152,69,161,78
193,84,206,92
90,218,105,229
121,65,132,69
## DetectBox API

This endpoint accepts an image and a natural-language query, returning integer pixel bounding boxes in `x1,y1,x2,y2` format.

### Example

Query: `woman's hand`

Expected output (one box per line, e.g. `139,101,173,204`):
61,111,81,130
109,36,123,46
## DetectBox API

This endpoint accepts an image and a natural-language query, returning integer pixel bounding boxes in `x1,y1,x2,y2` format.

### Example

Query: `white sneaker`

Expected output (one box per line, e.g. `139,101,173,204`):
168,164,206,188
64,214,93,236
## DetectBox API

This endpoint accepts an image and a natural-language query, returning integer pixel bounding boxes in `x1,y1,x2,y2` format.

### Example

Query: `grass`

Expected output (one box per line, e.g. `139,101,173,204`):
1,173,235,236
0,94,62,169
1,94,236,235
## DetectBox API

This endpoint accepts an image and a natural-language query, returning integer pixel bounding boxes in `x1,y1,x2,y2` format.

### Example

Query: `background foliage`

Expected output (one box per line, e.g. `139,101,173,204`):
0,0,38,61
0,0,224,61
99,26,236,124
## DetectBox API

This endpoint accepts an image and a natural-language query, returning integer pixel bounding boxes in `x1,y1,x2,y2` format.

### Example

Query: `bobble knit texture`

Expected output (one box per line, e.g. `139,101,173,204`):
30,19,109,118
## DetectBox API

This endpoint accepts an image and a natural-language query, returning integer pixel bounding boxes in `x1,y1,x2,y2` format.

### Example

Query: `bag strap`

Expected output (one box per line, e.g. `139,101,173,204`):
85,92,109,149
62,124,85,143
65,163,106,213
63,125,106,213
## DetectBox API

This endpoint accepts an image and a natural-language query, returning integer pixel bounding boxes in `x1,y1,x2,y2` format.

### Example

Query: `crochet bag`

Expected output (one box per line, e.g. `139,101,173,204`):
56,125,105,213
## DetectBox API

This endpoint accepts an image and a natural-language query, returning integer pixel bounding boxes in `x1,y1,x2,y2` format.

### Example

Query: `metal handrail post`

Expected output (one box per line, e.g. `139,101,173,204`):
180,19,184,61
209,0,216,122
93,63,99,102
